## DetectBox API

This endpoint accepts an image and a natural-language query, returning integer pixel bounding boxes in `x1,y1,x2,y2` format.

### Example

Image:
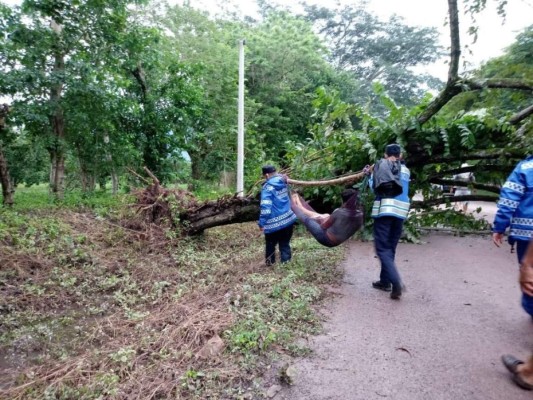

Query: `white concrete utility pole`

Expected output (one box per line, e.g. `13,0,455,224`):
237,39,245,198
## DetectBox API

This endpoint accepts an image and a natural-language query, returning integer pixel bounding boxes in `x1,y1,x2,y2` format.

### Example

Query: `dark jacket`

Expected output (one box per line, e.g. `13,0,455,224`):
372,158,402,198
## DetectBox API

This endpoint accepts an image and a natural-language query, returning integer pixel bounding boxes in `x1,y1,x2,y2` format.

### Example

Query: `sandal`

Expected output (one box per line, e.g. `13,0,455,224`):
501,355,533,390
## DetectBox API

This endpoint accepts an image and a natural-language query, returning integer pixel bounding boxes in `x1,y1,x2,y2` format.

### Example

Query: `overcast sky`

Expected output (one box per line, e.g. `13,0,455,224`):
2,0,532,78
176,0,532,77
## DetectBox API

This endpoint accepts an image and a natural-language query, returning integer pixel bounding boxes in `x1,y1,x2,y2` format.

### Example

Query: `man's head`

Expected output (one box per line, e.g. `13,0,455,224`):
262,165,277,178
385,144,401,158
341,188,358,203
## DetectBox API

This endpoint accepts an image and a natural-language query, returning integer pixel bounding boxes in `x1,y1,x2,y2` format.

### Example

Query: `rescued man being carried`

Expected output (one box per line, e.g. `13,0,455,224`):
290,188,364,247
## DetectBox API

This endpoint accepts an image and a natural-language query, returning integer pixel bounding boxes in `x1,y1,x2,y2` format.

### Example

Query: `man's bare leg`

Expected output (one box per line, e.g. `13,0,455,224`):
291,193,323,219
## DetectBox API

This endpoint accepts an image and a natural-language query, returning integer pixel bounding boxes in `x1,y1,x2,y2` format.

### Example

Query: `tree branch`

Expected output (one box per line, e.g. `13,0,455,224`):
462,79,533,92
430,164,514,178
287,170,367,187
412,0,465,125
0,104,10,129
416,83,463,125
132,63,149,101
406,148,524,168
447,0,461,82
510,104,533,125
412,194,498,208
429,178,501,194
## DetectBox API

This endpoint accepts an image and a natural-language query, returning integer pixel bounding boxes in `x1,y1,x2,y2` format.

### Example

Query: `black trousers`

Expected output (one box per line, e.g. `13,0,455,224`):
265,224,294,265
373,216,404,290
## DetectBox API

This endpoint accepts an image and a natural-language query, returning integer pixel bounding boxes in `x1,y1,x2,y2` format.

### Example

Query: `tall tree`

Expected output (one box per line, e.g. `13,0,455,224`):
161,4,239,182
0,0,152,198
442,24,533,119
285,0,532,209
303,2,444,109
244,11,338,160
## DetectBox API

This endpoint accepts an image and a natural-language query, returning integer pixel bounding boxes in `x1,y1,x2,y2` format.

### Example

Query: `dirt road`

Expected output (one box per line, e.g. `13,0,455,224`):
279,205,532,400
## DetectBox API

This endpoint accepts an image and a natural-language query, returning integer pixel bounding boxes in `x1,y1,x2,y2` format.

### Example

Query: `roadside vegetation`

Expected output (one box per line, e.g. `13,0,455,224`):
0,186,344,399
1,0,531,398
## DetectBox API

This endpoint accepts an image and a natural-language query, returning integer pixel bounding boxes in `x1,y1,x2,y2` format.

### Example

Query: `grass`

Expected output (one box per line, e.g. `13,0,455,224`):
0,189,345,399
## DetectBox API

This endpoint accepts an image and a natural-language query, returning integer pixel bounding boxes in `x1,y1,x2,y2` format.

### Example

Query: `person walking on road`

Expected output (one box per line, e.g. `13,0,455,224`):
369,144,411,300
492,155,533,317
501,239,533,390
258,165,297,266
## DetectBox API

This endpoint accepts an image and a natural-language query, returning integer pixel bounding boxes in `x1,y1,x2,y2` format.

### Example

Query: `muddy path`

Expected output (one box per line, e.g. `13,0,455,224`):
279,206,533,400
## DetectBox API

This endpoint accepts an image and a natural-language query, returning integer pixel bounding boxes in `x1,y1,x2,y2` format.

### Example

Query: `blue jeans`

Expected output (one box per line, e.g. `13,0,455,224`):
517,240,533,317
373,216,404,291
304,218,335,247
265,224,294,265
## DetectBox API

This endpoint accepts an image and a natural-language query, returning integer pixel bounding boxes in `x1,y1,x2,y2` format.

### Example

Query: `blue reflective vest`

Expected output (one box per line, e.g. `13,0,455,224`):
370,164,411,220
258,175,297,234
493,156,533,242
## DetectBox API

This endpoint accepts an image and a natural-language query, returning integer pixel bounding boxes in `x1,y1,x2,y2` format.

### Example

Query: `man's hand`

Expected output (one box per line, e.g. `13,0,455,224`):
519,263,533,297
492,232,504,247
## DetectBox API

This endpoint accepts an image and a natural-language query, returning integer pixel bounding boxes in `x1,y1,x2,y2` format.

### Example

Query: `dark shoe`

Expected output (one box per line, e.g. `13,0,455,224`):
372,281,392,292
501,355,533,390
390,284,406,300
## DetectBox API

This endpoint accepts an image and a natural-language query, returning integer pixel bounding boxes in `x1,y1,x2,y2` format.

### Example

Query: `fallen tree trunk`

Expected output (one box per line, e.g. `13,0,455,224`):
183,170,372,233
181,193,499,235
183,196,259,235
135,166,499,235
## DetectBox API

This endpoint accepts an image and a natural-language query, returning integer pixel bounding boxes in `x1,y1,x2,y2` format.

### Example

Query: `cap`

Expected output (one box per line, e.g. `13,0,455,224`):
262,165,276,175
385,144,401,157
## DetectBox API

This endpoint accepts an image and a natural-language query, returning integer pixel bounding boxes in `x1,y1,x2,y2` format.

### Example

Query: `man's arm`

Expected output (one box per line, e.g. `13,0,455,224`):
320,208,339,229
492,163,527,247
319,212,334,229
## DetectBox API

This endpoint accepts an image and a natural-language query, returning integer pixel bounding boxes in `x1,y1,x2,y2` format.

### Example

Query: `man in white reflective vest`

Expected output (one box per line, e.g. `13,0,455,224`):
369,144,411,300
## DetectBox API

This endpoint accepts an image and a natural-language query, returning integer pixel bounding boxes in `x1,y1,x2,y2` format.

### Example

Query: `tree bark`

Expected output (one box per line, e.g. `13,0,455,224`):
132,63,163,178
189,149,204,181
111,170,119,195
178,191,501,235
78,151,95,193
104,133,119,194
183,197,260,234
463,79,533,92
447,0,461,83
48,19,66,200
0,104,14,206
287,170,367,187
0,142,14,207
510,104,533,125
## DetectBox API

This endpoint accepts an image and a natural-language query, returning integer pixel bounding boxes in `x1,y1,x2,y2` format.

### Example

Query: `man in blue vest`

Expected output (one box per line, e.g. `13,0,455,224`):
492,155,533,317
370,144,411,300
259,165,297,265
